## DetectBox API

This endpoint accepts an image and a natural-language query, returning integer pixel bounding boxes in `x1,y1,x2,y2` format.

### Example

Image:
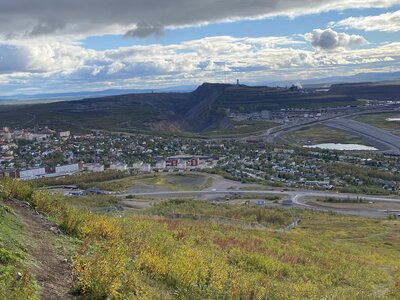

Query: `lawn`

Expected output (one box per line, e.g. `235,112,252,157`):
92,173,213,192
356,113,400,136
284,125,368,145
202,120,279,138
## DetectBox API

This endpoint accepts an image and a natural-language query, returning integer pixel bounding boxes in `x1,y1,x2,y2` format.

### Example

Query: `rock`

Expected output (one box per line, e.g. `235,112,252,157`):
50,226,62,234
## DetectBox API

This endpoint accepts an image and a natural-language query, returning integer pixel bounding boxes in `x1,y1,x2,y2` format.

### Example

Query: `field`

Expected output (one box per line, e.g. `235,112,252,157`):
283,125,367,145
87,173,212,192
33,171,212,193
356,113,400,136
214,86,359,112
2,179,400,299
305,197,400,211
202,120,279,137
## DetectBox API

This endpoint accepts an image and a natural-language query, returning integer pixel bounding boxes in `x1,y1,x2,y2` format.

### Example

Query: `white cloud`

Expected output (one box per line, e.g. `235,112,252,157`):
305,29,367,51
0,35,400,94
332,10,400,32
0,0,398,40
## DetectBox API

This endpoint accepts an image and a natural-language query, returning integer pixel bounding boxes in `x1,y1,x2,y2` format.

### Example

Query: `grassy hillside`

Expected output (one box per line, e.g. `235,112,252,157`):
0,202,39,299
1,178,400,299
213,85,358,112
330,83,400,101
0,83,358,134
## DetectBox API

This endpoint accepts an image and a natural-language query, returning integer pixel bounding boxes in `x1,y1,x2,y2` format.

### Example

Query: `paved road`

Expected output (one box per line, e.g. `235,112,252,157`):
263,106,400,149
323,118,400,154
119,189,400,217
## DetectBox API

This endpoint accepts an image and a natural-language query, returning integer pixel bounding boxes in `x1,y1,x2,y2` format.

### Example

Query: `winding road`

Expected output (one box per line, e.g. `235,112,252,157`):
119,188,400,218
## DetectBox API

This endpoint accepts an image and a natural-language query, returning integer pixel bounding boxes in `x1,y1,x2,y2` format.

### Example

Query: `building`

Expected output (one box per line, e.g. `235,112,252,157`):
59,131,71,138
0,169,17,178
188,158,199,167
177,160,187,170
131,162,143,170
140,163,152,173
19,167,46,179
84,163,105,172
55,163,80,174
110,162,128,171
155,160,167,170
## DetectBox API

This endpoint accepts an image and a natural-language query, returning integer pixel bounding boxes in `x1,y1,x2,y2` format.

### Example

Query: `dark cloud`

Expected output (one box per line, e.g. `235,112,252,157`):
0,0,396,39
30,18,66,36
125,22,163,38
305,29,367,51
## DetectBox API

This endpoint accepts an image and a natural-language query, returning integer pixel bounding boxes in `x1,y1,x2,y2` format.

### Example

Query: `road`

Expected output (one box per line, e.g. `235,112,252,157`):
263,106,400,151
323,118,400,154
119,188,400,218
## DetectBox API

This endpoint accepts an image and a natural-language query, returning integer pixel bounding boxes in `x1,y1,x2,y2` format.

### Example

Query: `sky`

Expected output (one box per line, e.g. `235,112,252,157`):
0,0,400,95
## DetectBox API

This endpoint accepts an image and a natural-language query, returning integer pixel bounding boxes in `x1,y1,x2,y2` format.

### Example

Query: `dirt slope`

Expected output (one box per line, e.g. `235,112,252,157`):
5,198,75,300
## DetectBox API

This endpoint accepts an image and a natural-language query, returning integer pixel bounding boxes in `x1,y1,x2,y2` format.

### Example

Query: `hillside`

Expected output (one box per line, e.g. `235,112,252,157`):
0,83,358,133
1,179,400,299
330,82,400,100
213,85,356,112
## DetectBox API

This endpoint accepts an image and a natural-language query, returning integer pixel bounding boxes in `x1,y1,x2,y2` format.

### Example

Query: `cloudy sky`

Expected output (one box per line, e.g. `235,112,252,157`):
0,0,400,95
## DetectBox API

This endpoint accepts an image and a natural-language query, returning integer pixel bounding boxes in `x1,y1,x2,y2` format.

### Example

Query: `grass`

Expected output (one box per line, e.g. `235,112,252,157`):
0,202,40,299
144,199,292,228
305,197,400,211
356,113,400,136
2,178,400,299
32,170,130,189
202,120,279,137
91,173,213,192
284,125,367,145
64,194,120,209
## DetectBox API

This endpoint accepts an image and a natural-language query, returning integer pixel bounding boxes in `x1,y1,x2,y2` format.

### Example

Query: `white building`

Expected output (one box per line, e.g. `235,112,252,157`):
155,160,166,170
177,160,187,170
140,163,152,173
19,167,46,179
55,163,80,174
110,162,128,171
84,163,105,172
59,131,71,138
131,162,143,170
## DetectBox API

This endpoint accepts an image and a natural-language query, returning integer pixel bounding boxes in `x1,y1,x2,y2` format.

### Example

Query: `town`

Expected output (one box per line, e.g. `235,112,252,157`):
1,125,399,195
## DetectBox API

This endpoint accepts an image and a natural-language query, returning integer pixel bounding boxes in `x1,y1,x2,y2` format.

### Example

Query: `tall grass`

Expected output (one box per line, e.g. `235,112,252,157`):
1,178,400,299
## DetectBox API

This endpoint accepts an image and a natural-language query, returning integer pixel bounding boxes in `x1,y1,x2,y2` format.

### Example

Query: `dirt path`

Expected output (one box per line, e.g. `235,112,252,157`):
5,198,75,300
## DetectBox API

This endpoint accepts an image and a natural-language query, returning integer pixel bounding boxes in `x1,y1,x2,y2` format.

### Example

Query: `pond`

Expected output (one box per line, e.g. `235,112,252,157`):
304,143,378,151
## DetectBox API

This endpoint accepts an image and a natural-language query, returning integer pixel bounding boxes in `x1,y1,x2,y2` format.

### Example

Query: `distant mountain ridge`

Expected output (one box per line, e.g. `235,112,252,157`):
0,82,361,133
267,71,400,88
